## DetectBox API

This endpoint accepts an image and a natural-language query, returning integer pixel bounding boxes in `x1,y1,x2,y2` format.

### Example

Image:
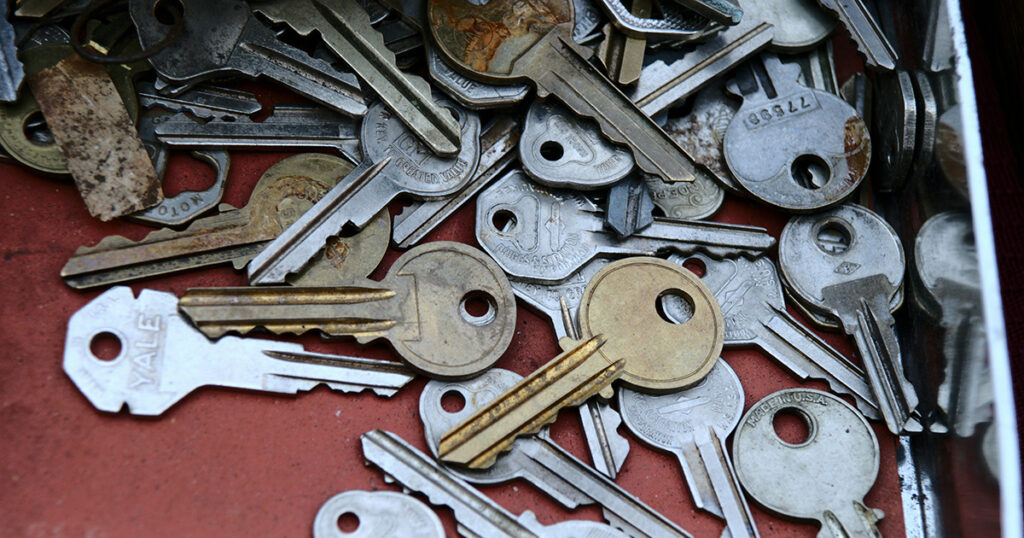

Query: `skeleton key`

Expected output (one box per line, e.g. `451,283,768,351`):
129,0,365,117
180,241,517,380
313,491,444,538
64,287,415,416
732,389,884,537
247,97,480,285
421,369,692,537
362,430,631,538
620,361,759,537
816,0,897,70
778,204,920,434
429,0,699,184
476,170,774,283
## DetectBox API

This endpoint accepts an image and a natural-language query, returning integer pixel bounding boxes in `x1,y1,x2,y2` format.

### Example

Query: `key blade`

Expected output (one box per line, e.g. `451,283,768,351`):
639,219,776,258
816,0,898,70
262,350,416,396
579,399,630,479
693,427,760,538
136,81,262,119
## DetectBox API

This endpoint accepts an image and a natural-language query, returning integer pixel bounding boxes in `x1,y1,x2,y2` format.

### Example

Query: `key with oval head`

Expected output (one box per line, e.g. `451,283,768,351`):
180,241,516,380
723,53,870,211
421,369,693,538
429,0,699,184
620,361,759,538
63,287,416,416
778,204,919,434
313,491,443,538
732,388,884,536
129,0,365,117
361,429,632,538
248,97,480,285
476,170,774,283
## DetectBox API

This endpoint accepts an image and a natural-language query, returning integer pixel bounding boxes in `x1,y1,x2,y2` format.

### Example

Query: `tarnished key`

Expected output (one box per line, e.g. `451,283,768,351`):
738,0,833,51
816,0,897,70
620,361,759,537
429,0,699,183
180,241,517,380
252,0,461,156
596,0,650,86
248,97,480,285
129,145,231,227
362,430,631,538
733,389,884,536
130,0,365,117
313,491,443,538
643,167,725,220
64,287,415,416
779,204,919,434
421,369,692,537
604,175,655,238
427,45,530,110
476,170,774,283
136,81,262,120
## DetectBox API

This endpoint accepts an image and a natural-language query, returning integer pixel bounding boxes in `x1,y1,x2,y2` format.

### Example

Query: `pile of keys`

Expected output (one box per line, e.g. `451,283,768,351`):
1,0,992,535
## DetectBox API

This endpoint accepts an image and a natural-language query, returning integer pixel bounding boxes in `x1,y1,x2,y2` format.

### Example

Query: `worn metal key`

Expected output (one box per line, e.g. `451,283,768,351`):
313,491,443,538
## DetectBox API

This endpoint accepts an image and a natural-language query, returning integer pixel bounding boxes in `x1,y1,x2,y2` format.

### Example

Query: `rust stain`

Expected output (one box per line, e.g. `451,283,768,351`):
843,116,871,186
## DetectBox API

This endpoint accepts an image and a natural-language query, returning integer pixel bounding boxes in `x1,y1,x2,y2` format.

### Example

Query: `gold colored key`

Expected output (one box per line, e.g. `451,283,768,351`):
437,335,623,468
578,257,724,393
178,242,517,379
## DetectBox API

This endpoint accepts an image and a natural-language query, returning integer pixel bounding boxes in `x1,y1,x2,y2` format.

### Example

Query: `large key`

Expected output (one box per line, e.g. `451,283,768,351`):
620,361,759,537
778,204,919,434
313,491,443,538
247,97,480,285
421,369,693,537
129,0,365,117
476,170,774,283
732,389,884,536
428,0,700,184
64,287,415,416
180,241,517,379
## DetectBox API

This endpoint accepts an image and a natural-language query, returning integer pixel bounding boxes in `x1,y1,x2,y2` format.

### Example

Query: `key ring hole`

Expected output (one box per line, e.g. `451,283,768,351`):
791,154,830,190
813,218,854,255
460,291,497,326
656,288,694,324
153,0,185,26
22,111,55,146
539,140,564,161
89,331,124,362
491,209,517,234
441,389,466,413
772,407,816,447
681,258,706,278
336,511,360,533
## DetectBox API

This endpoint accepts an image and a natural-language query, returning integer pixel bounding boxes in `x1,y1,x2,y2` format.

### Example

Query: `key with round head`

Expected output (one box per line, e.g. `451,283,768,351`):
247,97,480,285
313,491,443,538
644,166,725,220
732,388,884,536
619,361,759,537
63,287,416,416
778,203,919,434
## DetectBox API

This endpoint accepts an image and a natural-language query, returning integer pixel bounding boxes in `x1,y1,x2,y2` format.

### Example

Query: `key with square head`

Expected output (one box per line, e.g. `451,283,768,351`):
129,0,365,117
816,0,897,70
476,170,774,283
313,491,443,538
180,241,516,379
619,361,759,537
64,287,416,416
778,203,919,434
732,388,884,537
429,0,700,184
420,369,693,538
247,97,480,285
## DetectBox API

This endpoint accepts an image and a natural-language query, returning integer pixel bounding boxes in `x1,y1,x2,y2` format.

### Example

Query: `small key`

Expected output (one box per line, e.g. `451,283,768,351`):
129,0,365,117
64,287,415,416
362,430,632,538
732,389,884,536
247,97,480,285
778,203,920,434
816,0,898,70
429,0,700,184
620,361,759,537
604,175,655,237
181,242,517,380
136,81,262,120
313,491,443,538
476,170,774,283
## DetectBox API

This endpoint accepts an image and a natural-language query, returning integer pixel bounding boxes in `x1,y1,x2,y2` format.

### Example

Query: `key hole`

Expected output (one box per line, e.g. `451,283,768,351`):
460,291,497,326
681,258,706,278
441,390,466,413
491,210,517,233
89,332,123,362
772,407,815,447
22,111,54,146
152,0,184,25
815,220,852,255
336,512,359,533
539,141,564,161
656,289,694,324
791,155,830,189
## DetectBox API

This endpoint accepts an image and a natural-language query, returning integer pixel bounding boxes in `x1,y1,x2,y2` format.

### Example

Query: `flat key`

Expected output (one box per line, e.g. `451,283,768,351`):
130,0,365,117
136,81,262,120
181,242,517,380
253,0,461,156
429,1,699,183
248,97,480,285
816,0,897,70
421,369,693,538
313,491,443,538
604,174,655,237
64,287,415,416
476,170,774,283
620,361,759,537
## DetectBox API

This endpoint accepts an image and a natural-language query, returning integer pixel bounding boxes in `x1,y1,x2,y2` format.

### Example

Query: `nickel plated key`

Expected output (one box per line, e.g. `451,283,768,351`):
135,81,262,120
313,491,443,538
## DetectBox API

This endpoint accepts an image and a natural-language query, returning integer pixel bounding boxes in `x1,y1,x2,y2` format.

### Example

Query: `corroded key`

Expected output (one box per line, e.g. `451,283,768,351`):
313,491,443,538
179,242,516,379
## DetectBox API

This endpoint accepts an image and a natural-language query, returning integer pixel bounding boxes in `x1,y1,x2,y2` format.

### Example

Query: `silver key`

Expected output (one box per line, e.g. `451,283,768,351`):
599,0,717,40
420,369,693,538
0,9,24,102
130,144,230,227
644,168,724,220
136,81,262,120
476,170,774,283
732,389,884,537
620,361,759,537
605,175,655,237
63,287,415,416
778,204,919,434
816,0,898,70
739,0,834,51
313,491,443,538
248,96,480,284
361,429,631,538
427,45,530,110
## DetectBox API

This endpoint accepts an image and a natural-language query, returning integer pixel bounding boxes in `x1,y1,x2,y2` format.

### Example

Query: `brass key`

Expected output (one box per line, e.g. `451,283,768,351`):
178,242,517,379
428,0,698,183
